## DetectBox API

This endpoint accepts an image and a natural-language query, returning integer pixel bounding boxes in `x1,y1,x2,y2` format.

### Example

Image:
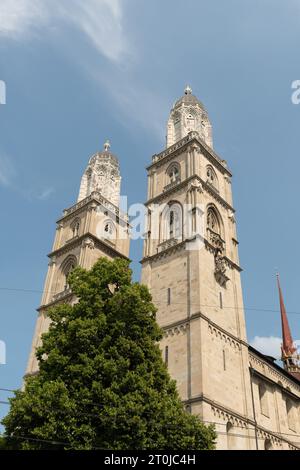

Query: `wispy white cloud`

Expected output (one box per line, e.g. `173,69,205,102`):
0,0,127,62
37,187,54,200
0,153,15,187
250,336,300,359
0,0,48,38
90,66,168,141
0,151,54,201
0,1,166,139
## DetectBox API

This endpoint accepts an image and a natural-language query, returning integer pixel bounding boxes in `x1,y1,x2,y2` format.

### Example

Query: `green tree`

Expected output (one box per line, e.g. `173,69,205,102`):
2,258,216,450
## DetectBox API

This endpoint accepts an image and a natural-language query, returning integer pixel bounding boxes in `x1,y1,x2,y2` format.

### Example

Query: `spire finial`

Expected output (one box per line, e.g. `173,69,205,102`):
104,140,111,152
184,85,192,95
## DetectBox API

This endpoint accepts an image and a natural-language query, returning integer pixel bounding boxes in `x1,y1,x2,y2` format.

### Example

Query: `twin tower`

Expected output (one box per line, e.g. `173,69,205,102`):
26,87,300,450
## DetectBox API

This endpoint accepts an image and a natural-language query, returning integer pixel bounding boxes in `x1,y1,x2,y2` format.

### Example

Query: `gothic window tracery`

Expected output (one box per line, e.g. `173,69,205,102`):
61,255,77,291
167,163,181,185
161,203,182,242
169,206,181,239
207,207,220,235
206,165,218,190
70,218,80,238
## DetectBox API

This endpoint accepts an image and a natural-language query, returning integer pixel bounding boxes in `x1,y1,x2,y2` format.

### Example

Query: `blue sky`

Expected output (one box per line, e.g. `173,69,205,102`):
0,0,300,419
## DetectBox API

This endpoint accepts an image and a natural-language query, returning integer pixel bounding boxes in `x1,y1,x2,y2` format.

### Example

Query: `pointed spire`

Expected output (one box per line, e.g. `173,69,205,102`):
276,274,297,359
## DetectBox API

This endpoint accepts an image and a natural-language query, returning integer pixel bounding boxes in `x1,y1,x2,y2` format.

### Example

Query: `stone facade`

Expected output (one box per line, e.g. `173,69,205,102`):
141,88,300,450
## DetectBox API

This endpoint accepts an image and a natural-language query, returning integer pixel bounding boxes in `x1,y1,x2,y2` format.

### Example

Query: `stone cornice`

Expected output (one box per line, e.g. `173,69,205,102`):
184,395,299,448
140,239,187,264
249,349,300,394
250,367,300,400
141,236,242,273
147,131,232,176
145,175,235,213
37,291,75,312
48,232,129,261
184,393,253,427
57,191,129,225
160,310,249,349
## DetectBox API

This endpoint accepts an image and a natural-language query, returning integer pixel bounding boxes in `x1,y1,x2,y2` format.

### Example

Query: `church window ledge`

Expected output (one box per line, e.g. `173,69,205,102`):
103,237,116,246
157,237,179,253
206,179,220,194
52,287,73,302
65,235,79,244
163,178,181,192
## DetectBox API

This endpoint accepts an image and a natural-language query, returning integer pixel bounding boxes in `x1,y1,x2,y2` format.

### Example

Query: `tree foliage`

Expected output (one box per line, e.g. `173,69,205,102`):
2,258,216,450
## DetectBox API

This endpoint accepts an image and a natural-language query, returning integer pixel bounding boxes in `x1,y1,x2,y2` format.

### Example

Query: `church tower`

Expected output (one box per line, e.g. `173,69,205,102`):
141,87,254,448
26,141,130,375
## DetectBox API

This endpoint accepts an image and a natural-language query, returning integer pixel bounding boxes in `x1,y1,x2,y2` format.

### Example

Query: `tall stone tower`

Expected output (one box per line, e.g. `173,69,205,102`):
26,141,130,375
141,87,254,448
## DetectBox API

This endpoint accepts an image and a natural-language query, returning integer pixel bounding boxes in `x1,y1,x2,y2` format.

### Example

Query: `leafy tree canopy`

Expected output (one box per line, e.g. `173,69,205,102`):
2,258,216,450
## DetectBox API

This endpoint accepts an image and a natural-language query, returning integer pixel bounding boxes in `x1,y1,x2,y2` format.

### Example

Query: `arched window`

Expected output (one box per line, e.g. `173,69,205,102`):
186,111,195,132
103,220,116,240
207,207,220,234
206,165,218,190
258,383,269,416
161,203,182,242
286,397,296,431
70,218,80,238
61,255,77,291
167,163,180,185
169,205,181,239
226,422,235,450
173,113,181,142
264,439,272,450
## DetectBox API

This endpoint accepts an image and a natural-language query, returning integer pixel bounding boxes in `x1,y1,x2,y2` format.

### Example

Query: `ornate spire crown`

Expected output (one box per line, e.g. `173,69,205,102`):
166,85,213,149
77,139,121,206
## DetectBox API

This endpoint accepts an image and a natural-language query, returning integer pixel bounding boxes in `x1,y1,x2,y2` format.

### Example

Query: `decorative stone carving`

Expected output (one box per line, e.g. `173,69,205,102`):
158,237,178,253
187,179,204,194
166,87,213,149
214,249,229,287
207,228,225,251
83,237,95,250
228,210,235,223
48,257,56,267
78,142,121,206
